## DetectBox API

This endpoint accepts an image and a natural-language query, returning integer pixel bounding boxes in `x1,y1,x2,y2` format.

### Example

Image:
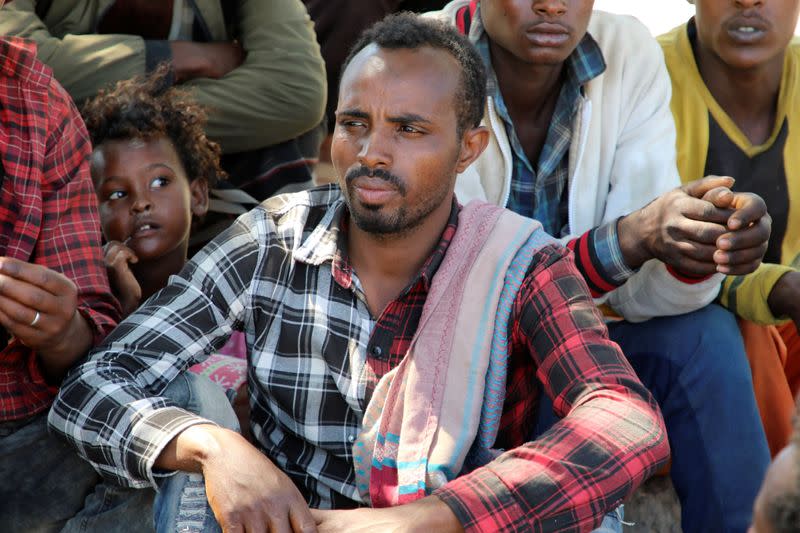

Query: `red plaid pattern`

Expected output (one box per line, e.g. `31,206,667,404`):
0,38,119,421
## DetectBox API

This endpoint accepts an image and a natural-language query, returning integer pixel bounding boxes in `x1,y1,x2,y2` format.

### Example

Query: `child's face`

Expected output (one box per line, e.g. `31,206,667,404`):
91,137,207,262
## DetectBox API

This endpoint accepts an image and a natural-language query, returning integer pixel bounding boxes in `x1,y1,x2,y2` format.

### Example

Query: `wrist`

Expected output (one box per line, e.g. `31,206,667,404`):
38,310,93,382
768,271,800,320
156,423,226,474
412,497,464,533
168,41,209,83
617,211,653,269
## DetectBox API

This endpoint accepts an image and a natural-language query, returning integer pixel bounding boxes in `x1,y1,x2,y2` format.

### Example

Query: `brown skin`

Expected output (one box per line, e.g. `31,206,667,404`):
481,0,594,164
748,443,798,533
481,0,770,276
0,258,93,383
91,138,208,316
694,0,799,145
322,43,487,530
155,43,487,532
693,0,800,313
169,41,245,84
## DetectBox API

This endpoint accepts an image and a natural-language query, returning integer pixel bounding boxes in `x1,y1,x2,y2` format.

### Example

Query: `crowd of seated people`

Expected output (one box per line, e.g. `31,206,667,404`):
0,0,797,531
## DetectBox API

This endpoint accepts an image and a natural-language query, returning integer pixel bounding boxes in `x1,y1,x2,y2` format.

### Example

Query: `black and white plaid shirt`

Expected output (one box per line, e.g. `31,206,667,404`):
50,186,450,508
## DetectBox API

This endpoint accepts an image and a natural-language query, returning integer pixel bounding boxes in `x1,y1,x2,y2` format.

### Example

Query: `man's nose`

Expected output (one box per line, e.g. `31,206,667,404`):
357,128,393,169
532,0,568,18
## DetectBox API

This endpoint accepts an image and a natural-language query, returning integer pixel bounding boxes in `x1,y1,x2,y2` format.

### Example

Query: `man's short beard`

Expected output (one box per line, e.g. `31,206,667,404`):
349,203,416,236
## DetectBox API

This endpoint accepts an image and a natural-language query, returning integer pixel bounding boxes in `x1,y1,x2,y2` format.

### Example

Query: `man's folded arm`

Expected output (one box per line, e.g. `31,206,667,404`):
435,244,669,532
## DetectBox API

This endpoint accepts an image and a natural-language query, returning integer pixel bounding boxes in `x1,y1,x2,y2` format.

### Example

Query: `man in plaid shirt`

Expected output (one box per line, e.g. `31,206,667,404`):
51,14,669,532
0,34,159,530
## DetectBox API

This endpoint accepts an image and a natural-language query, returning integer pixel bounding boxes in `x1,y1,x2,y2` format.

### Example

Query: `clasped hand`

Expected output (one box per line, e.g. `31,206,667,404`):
620,176,771,276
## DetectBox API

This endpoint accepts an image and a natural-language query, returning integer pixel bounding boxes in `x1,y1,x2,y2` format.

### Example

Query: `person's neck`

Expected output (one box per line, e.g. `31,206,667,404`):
489,38,566,121
347,200,452,318
132,244,188,301
694,41,784,145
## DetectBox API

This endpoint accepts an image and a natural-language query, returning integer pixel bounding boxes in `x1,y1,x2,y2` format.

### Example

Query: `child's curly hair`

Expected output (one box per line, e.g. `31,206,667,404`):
81,65,225,188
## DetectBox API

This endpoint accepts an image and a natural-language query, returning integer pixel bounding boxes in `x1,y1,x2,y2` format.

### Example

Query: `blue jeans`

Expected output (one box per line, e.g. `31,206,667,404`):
154,373,239,533
536,304,770,533
0,411,153,532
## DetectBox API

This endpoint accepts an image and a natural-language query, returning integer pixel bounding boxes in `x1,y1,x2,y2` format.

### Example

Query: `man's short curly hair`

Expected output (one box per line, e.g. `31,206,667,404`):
766,398,800,532
342,12,487,137
81,65,225,188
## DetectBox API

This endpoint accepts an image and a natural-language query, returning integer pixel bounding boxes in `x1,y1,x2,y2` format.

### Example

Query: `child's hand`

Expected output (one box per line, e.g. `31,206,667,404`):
104,241,141,317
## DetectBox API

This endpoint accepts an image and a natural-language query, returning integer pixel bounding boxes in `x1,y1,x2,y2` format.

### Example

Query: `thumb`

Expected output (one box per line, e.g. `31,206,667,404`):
683,175,735,199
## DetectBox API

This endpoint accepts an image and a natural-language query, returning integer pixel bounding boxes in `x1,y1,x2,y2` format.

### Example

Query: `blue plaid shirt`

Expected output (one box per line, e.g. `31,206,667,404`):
475,29,605,237
471,9,634,291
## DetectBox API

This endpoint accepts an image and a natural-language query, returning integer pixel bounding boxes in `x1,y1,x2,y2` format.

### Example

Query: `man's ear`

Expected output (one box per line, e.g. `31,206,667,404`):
455,125,489,174
190,178,209,217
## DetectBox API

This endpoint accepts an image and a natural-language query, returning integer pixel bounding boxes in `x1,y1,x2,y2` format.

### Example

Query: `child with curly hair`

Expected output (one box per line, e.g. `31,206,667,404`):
82,68,247,393
82,67,224,316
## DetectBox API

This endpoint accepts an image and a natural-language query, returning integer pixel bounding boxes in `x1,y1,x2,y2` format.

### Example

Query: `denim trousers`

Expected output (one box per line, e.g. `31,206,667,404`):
153,374,239,533
0,409,153,532
536,304,771,533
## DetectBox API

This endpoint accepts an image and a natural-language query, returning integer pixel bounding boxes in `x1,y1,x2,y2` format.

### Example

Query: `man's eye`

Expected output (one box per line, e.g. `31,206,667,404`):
108,191,125,200
399,125,421,134
152,176,169,188
340,120,366,129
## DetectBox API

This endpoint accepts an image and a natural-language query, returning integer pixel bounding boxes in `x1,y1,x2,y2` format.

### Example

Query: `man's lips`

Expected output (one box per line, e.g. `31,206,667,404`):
725,15,770,43
351,176,399,205
526,22,570,47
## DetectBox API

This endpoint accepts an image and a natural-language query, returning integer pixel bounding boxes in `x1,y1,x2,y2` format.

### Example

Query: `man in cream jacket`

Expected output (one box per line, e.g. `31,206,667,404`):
431,0,772,531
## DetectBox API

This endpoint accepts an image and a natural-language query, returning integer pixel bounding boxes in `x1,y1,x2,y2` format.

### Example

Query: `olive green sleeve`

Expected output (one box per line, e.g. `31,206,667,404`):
185,0,327,153
0,0,149,102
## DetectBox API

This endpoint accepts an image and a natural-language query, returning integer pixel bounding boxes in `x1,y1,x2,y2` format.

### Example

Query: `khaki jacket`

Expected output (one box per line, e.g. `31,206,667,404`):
0,0,326,153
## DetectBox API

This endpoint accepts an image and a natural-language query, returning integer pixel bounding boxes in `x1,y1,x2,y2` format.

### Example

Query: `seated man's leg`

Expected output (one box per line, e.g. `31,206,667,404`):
154,372,239,533
0,411,152,533
609,304,769,533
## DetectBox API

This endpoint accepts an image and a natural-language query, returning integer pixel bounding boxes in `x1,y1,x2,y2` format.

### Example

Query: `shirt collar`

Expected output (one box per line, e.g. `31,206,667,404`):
294,193,460,292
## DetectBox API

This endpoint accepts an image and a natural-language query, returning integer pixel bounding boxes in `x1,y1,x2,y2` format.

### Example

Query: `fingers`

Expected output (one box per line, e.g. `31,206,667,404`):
726,192,770,231
713,218,770,275
700,186,735,209
288,505,318,533
104,241,139,268
0,270,76,320
0,257,75,297
682,175,735,199
679,195,732,225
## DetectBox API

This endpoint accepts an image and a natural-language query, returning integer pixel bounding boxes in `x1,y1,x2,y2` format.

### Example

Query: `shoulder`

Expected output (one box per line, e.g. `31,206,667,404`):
237,184,344,244
588,11,665,72
423,0,469,26
0,37,52,90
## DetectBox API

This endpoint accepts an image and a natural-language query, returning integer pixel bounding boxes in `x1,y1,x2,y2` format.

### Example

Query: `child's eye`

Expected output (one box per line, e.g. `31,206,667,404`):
108,190,126,201
151,176,170,188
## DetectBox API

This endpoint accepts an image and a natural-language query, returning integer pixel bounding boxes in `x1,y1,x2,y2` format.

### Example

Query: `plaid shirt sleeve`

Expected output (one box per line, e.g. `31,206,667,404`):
37,78,120,344
49,211,262,488
0,56,119,419
435,244,669,532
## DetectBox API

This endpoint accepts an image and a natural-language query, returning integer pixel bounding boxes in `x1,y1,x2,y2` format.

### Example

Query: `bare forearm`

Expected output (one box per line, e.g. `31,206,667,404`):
768,270,800,322
155,423,229,473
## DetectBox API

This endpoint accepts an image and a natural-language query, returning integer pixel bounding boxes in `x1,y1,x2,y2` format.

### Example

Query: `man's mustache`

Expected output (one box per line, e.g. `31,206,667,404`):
345,166,406,195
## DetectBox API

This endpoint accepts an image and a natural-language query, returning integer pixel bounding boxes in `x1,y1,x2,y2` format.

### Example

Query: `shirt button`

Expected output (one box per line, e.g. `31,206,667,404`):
372,345,383,357
348,435,355,443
